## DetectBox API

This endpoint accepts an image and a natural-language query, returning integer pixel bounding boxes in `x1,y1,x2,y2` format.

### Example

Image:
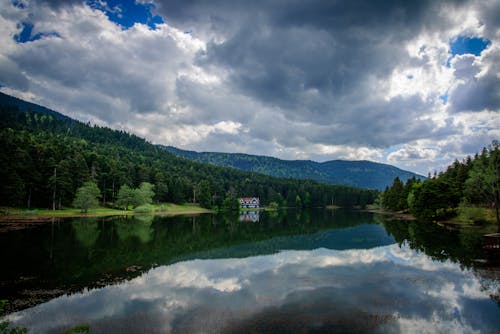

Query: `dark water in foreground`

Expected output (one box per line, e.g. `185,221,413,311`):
1,209,499,333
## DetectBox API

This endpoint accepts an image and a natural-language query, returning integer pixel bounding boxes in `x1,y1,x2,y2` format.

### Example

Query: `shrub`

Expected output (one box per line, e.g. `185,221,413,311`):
133,204,155,213
458,206,488,224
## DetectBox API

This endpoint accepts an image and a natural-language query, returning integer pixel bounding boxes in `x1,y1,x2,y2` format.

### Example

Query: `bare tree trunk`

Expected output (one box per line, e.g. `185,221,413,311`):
103,179,106,206
52,167,57,211
27,187,31,209
496,206,499,232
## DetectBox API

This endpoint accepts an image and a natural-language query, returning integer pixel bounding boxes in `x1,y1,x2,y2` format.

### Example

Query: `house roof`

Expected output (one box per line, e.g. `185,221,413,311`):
240,197,259,202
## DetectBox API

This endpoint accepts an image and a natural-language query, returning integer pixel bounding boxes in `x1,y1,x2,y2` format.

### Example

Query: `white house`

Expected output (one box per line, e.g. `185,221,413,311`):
239,197,260,209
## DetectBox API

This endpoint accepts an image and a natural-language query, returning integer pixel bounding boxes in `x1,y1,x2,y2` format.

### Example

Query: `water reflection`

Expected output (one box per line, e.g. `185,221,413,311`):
6,245,500,333
1,209,500,332
380,216,486,267
0,209,385,305
114,215,154,244
239,210,260,222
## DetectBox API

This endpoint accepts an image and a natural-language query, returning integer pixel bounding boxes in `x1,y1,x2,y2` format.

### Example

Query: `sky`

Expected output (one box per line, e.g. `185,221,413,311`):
8,244,500,332
0,0,499,175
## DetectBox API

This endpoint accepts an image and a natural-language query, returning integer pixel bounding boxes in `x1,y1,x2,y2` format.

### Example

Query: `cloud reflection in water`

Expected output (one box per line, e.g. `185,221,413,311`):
7,244,500,333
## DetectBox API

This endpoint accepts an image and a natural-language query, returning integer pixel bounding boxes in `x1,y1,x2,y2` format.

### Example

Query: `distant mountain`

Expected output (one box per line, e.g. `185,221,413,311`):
0,92,71,121
0,91,377,209
0,90,420,193
162,146,424,190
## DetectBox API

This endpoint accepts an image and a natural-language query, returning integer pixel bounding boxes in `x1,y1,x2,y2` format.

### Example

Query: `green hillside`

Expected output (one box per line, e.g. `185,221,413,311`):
0,92,377,209
162,146,424,190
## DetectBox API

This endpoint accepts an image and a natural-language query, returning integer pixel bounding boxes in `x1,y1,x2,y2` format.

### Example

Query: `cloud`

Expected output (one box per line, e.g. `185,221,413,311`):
30,0,83,9
7,245,500,333
448,45,500,113
139,0,500,167
0,0,498,175
388,146,439,164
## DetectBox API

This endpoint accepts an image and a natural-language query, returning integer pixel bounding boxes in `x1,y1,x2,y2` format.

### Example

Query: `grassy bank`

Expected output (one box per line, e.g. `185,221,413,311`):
455,206,497,225
0,203,212,220
365,204,497,229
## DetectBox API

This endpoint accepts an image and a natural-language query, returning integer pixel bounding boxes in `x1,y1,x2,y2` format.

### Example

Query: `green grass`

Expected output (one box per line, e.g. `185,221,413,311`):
157,203,200,210
456,206,496,224
133,204,156,213
61,324,90,334
264,207,278,212
240,207,262,212
37,207,128,216
1,203,212,218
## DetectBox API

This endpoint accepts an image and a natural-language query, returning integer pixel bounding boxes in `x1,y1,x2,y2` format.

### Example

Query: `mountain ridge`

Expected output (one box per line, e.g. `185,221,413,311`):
162,146,424,190
0,91,377,209
0,91,422,191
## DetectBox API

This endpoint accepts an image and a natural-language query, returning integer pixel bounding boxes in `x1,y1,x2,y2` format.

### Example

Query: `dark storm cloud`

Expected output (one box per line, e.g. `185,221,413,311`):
1,0,497,174
161,0,438,107
31,0,84,9
0,57,30,91
154,0,461,149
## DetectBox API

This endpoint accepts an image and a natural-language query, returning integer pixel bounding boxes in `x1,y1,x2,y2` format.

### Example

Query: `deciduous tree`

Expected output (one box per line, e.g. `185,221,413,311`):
73,181,101,213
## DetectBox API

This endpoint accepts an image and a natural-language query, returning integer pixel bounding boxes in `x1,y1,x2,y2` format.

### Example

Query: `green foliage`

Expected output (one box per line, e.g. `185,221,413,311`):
0,95,377,211
464,142,500,223
303,192,311,208
198,180,212,209
295,195,302,208
116,185,135,210
164,146,423,190
457,205,490,224
382,141,499,223
72,181,101,213
117,183,155,210
61,324,90,334
133,204,156,213
135,182,155,206
222,195,240,212
268,202,279,211
0,300,28,334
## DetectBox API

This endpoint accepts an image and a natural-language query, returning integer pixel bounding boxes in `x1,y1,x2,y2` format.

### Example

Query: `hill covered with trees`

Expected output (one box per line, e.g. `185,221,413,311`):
163,146,424,190
0,92,377,210
379,141,499,224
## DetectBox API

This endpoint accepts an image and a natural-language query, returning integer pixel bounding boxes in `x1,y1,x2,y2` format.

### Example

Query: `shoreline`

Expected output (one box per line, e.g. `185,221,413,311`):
0,205,213,232
0,208,213,220
363,208,417,220
364,208,498,233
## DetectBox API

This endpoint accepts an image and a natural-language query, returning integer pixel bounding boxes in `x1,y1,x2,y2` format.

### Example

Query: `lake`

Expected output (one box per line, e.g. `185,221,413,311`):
1,209,499,333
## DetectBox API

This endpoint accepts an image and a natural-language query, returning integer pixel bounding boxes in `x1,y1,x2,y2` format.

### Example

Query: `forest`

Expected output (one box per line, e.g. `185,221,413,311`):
379,141,500,223
163,146,422,190
0,104,377,210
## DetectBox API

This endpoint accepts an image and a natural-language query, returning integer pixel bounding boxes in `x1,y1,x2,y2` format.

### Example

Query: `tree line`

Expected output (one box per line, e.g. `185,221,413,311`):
379,141,499,223
0,106,377,210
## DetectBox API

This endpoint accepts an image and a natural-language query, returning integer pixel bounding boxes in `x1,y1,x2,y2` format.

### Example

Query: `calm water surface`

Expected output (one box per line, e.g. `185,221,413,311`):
1,209,499,333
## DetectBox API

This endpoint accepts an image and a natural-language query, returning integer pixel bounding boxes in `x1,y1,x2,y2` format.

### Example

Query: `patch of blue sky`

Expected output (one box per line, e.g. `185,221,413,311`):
12,0,26,9
446,35,491,67
439,92,448,105
86,0,164,30
450,36,491,57
14,22,60,43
